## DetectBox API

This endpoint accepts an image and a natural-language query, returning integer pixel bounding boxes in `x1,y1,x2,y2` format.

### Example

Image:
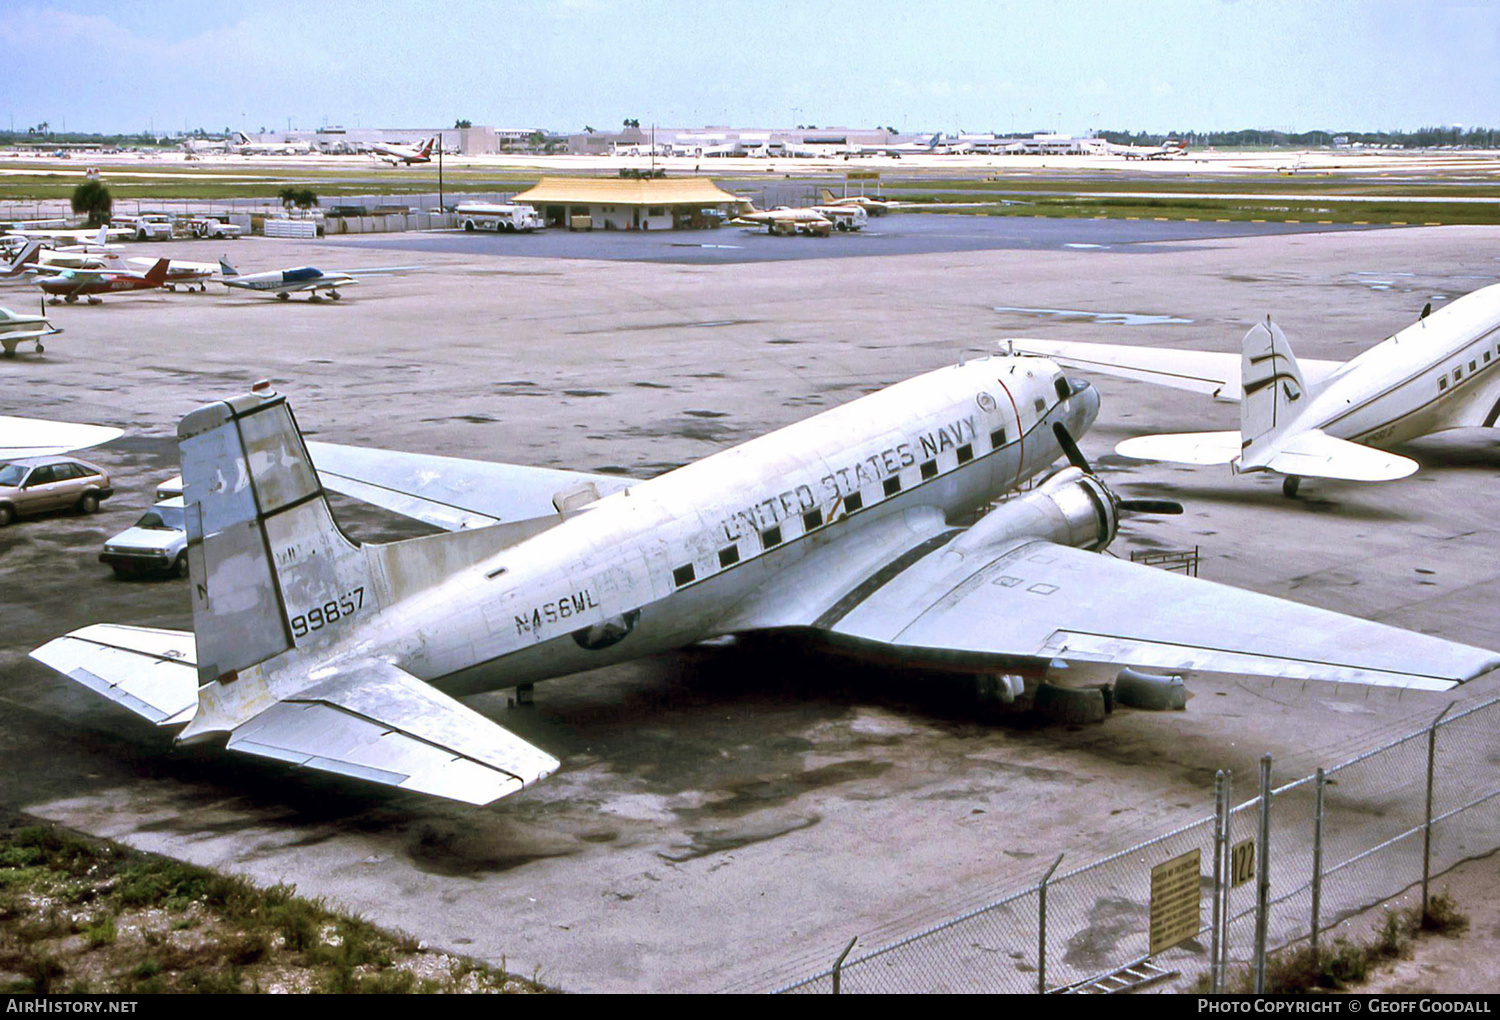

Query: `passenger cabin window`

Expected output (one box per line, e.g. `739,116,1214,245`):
883,476,901,498
920,459,939,481
802,508,823,531
990,428,1007,449
1439,377,1449,391
1471,361,1478,372
845,492,864,513
957,443,974,464
1455,368,1463,383
761,525,782,549
718,545,739,568
672,564,696,588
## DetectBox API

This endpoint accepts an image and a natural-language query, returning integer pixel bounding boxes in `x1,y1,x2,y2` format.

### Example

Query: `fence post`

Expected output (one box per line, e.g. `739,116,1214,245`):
1311,767,1325,958
830,936,857,994
1218,769,1234,986
1210,769,1228,993
1423,702,1456,922
1037,853,1064,994
1253,754,1273,994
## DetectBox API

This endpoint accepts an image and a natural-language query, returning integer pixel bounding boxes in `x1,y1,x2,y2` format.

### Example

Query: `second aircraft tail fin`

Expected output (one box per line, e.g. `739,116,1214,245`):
1240,319,1307,455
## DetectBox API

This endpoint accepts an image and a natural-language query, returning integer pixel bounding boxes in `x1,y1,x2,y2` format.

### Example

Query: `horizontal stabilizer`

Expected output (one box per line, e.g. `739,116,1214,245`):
226,660,559,805
0,415,122,459
1263,430,1419,481
821,538,1500,691
307,441,633,532
1116,430,1241,466
31,625,198,726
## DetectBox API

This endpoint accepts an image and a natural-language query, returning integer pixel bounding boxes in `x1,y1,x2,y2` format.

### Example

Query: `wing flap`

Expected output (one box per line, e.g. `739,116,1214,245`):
30,624,198,725
823,538,1498,691
307,440,633,532
225,660,559,805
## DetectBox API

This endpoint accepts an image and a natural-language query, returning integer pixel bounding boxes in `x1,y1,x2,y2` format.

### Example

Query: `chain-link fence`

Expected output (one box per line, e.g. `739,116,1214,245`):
777,695,1500,993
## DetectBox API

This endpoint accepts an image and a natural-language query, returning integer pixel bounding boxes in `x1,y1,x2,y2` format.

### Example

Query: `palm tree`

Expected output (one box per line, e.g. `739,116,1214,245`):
71,180,112,227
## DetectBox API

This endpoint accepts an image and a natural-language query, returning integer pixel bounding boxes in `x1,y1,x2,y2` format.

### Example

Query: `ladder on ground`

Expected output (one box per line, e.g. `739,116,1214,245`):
1055,960,1176,993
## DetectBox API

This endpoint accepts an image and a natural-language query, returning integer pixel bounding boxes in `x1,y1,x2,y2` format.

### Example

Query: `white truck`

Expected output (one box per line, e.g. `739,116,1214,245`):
115,213,175,241
188,217,242,240
456,203,545,233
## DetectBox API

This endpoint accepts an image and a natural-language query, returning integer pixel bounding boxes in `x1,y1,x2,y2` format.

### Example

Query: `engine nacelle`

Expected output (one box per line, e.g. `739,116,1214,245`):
951,467,1118,556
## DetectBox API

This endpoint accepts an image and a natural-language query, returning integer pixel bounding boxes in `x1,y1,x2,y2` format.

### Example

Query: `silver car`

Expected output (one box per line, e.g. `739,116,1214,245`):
0,455,113,526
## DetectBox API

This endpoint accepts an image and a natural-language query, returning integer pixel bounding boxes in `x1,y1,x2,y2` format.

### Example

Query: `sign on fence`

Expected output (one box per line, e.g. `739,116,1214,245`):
1149,848,1201,955
1231,839,1256,887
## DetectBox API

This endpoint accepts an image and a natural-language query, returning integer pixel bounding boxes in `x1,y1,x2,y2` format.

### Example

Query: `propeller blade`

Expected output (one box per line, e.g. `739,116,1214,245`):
1117,499,1185,515
1052,422,1092,474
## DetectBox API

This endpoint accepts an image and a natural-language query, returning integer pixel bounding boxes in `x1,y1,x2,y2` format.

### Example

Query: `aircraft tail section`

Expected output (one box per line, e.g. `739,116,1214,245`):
819,187,837,204
2,240,42,276
1240,319,1307,456
141,258,170,287
178,386,376,687
218,256,238,278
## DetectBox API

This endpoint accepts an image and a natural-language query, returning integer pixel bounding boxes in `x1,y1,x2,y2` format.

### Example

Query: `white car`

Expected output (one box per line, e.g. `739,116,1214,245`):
190,218,242,240
155,474,183,500
99,498,188,578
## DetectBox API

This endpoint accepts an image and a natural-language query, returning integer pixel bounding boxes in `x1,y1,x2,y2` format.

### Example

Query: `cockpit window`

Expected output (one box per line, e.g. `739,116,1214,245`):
1054,376,1071,401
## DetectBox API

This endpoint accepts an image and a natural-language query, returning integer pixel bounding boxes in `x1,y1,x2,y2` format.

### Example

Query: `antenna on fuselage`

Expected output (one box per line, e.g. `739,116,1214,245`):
1420,301,1432,324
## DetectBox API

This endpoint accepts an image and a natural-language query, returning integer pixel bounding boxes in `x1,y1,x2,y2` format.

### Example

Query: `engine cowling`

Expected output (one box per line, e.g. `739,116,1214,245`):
950,467,1118,556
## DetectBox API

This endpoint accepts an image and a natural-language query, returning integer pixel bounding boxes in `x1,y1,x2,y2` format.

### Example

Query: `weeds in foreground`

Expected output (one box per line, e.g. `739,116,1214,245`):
1201,891,1470,993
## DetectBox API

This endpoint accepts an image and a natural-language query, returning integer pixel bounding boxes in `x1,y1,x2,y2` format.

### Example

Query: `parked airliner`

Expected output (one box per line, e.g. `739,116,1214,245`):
1010,284,1500,495
32,358,1498,804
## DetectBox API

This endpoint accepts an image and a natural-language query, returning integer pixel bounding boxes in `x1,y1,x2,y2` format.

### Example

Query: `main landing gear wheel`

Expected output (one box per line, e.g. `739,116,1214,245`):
277,292,291,301
1282,475,1302,498
328,290,340,300
308,293,322,302
64,294,78,304
34,343,42,353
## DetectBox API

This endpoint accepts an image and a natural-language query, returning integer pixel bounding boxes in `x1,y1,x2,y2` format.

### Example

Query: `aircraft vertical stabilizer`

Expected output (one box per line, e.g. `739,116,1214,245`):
1240,319,1306,458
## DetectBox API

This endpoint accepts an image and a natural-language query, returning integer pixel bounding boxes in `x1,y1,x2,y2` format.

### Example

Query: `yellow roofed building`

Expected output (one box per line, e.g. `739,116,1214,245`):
512,177,742,231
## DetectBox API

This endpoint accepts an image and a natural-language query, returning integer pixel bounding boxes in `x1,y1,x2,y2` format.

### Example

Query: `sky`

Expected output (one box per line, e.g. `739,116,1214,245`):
4,0,1498,137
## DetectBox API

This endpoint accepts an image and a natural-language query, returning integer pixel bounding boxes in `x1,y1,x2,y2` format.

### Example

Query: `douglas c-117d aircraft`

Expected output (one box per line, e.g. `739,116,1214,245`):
1010,283,1500,496
31,359,1500,805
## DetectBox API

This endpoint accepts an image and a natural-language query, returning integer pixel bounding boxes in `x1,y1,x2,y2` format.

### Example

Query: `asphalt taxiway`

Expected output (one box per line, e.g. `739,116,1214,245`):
2,221,1499,991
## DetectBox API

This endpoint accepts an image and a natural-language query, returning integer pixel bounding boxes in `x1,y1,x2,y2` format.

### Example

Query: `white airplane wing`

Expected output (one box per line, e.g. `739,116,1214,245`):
225,659,559,805
1263,429,1419,481
808,536,1498,691
1116,430,1241,465
306,440,635,531
1004,339,1344,401
31,624,198,726
0,415,123,459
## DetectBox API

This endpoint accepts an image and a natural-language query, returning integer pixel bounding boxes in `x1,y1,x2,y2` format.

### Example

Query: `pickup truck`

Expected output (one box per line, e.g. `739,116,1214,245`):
115,214,175,241
189,217,242,240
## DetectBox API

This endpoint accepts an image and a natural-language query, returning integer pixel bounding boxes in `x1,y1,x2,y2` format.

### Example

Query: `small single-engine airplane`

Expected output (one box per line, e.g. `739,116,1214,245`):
30,249,217,292
37,258,170,304
0,301,63,356
31,358,1500,805
1008,284,1500,496
371,136,437,166
218,257,357,300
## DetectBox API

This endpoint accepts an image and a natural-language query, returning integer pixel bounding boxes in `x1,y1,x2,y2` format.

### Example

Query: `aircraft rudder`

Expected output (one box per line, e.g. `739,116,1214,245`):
1240,318,1307,448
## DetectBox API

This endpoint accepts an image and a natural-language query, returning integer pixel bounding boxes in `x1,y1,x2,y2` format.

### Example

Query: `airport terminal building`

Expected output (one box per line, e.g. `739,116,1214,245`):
511,177,741,230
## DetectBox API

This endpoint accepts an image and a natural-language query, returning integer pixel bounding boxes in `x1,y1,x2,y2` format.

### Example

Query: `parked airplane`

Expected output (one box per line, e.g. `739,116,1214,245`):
218,257,357,300
230,132,314,156
31,250,216,291
30,360,1500,805
0,415,120,458
849,133,952,158
731,200,867,235
371,136,436,166
0,240,44,283
0,302,63,356
1119,139,1188,160
37,259,170,304
1008,285,1500,496
5,224,130,246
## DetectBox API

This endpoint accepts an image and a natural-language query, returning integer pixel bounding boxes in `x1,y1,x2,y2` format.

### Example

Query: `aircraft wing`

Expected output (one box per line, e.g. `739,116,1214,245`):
1261,429,1420,481
0,415,122,458
1004,339,1344,401
32,624,199,726
766,531,1498,691
306,440,635,531
225,659,559,805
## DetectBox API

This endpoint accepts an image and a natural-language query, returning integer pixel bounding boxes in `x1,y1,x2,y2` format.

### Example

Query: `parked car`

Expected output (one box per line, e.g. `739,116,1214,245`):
0,456,113,526
155,474,183,500
99,498,188,578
